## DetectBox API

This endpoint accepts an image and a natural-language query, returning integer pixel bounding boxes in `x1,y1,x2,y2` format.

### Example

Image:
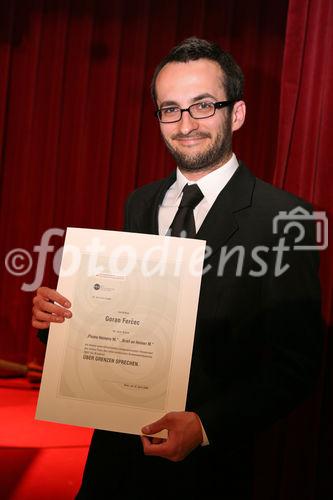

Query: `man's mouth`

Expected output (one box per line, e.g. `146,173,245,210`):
173,134,210,146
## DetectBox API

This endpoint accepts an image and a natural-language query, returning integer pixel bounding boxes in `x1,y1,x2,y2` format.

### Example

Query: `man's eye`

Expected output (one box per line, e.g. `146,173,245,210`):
196,102,213,110
162,107,178,114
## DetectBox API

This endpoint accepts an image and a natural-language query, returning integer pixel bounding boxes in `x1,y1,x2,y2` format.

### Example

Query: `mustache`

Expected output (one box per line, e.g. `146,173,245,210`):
171,132,211,140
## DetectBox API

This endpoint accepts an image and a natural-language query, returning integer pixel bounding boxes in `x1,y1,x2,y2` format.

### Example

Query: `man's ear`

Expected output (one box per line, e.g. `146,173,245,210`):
231,101,246,132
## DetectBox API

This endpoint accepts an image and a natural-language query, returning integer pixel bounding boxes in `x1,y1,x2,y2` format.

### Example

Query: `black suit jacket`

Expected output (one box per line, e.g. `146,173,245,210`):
77,162,323,498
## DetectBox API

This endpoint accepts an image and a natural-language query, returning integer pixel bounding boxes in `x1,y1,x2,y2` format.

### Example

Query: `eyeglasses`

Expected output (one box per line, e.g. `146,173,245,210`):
155,100,235,123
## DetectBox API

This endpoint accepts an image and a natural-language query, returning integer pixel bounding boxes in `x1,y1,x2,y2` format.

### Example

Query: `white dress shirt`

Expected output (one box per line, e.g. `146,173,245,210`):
158,153,239,235
158,153,239,445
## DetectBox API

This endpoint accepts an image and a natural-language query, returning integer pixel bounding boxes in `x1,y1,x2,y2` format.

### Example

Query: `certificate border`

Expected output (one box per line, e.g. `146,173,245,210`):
36,227,205,437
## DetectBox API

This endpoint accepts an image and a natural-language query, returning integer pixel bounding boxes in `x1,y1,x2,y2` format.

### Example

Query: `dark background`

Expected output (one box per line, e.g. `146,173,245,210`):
0,1,332,498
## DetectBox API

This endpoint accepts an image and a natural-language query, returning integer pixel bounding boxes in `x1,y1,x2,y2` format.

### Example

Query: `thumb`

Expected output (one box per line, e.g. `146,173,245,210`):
141,415,168,435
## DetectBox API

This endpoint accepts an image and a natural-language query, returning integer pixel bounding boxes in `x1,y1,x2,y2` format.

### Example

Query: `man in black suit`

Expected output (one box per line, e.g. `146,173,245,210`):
32,38,323,499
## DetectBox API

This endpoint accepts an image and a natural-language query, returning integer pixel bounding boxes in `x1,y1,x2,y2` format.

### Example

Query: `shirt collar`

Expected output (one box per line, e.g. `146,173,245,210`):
174,153,239,204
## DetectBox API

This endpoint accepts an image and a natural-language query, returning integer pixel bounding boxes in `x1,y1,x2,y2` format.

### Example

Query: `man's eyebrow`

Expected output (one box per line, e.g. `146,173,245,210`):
191,93,218,102
159,100,179,108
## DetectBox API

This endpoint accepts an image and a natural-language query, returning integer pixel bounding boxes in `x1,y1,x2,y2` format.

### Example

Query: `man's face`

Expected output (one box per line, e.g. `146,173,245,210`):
155,59,233,173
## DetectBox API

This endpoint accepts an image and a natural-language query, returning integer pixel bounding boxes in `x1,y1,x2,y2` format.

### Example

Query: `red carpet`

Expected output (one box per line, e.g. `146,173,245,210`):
0,378,93,499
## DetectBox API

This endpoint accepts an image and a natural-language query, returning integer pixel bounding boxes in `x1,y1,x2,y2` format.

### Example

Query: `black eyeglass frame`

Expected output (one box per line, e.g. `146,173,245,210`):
155,100,236,123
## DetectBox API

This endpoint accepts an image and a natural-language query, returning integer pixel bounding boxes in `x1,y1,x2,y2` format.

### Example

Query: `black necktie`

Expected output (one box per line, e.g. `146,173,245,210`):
168,184,204,238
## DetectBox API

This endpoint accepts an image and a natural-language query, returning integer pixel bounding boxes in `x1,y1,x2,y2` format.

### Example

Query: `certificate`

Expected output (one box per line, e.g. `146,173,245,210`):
36,227,206,437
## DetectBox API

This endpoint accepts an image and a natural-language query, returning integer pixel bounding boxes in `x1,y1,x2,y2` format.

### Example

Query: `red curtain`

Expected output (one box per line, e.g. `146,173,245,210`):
0,0,332,498
0,0,288,364
273,1,333,498
275,0,333,325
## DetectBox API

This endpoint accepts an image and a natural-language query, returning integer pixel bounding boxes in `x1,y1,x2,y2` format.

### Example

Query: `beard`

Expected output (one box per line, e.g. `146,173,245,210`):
162,114,233,172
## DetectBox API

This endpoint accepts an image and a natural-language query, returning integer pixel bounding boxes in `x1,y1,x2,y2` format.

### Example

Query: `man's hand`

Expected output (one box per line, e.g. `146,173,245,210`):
32,286,72,329
141,411,203,462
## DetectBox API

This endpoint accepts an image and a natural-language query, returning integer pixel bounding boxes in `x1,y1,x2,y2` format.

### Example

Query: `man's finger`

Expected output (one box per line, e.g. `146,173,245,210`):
33,300,72,318
37,287,71,308
140,436,170,457
151,437,165,444
32,309,65,323
32,319,51,329
141,415,168,435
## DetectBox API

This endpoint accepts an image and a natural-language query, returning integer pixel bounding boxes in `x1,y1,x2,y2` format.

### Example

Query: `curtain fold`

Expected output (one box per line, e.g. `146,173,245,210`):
0,0,288,364
1,0,332,497
275,0,333,342
273,1,333,498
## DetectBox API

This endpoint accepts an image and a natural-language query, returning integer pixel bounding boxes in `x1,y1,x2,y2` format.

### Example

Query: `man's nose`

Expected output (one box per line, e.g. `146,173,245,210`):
178,110,199,135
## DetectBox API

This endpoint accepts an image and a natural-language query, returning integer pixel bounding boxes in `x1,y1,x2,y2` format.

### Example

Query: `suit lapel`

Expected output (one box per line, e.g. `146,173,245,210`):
196,194,239,255
138,171,176,235
137,163,255,258
196,163,255,257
